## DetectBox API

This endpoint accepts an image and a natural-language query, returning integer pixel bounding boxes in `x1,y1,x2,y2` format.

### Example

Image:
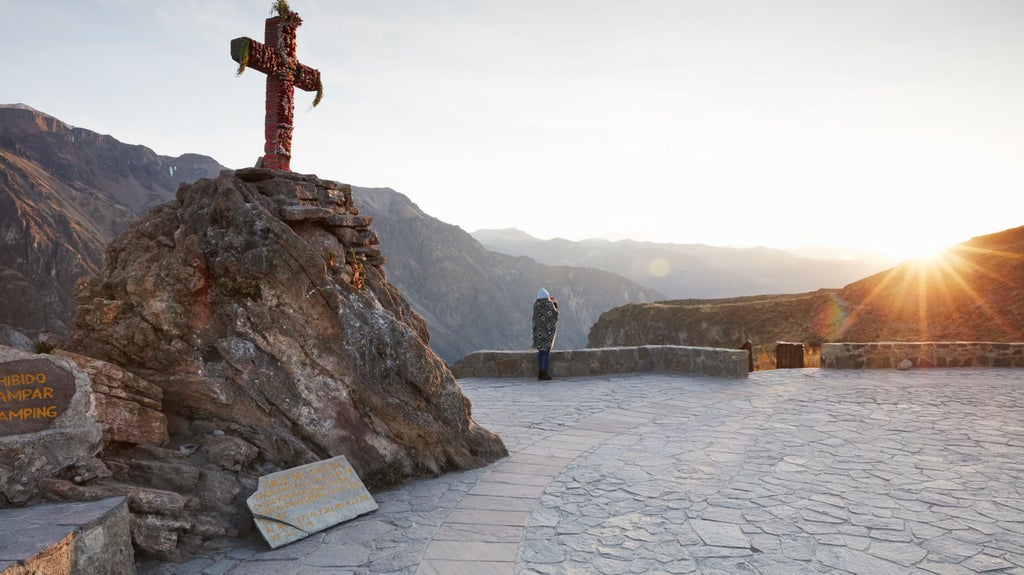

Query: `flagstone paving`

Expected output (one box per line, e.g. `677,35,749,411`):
141,368,1024,574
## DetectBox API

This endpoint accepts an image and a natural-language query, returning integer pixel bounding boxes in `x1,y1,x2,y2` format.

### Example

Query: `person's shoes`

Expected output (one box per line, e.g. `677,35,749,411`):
538,372,545,380
540,372,553,381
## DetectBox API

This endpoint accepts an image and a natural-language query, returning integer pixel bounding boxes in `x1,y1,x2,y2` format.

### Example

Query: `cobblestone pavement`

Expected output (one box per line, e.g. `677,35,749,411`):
141,368,1024,574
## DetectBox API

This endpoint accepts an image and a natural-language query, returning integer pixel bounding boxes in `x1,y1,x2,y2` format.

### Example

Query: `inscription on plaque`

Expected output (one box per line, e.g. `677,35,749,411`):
247,455,378,548
0,359,75,436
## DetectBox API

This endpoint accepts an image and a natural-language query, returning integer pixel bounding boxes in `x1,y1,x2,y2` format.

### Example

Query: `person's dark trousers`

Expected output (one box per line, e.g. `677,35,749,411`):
537,350,552,380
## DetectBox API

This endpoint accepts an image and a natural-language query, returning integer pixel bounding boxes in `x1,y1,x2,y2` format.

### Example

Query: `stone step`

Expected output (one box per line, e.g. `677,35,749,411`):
0,497,134,575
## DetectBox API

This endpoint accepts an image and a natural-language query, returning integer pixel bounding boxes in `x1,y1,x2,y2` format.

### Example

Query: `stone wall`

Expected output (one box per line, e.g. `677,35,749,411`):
451,346,749,380
821,342,1024,369
0,497,134,575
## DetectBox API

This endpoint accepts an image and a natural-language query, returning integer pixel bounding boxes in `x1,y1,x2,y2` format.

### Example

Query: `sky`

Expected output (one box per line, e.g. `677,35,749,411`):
4,0,1023,262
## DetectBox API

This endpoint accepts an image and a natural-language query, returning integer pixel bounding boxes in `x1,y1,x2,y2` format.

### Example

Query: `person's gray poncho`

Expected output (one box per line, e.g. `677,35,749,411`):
532,297,559,351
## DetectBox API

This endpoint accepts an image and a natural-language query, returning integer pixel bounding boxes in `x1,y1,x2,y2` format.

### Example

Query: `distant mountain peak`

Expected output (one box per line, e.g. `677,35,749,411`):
1,103,46,113
471,228,539,243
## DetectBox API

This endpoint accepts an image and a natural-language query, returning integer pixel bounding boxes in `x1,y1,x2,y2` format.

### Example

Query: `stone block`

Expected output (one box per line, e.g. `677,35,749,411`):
0,497,134,575
247,456,378,549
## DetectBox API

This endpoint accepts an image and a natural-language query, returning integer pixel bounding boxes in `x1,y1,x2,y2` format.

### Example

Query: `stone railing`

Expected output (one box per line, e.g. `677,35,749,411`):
821,342,1024,369
451,346,749,380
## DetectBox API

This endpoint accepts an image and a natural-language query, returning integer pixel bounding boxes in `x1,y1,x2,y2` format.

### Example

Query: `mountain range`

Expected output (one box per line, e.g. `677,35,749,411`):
472,228,891,299
0,104,221,338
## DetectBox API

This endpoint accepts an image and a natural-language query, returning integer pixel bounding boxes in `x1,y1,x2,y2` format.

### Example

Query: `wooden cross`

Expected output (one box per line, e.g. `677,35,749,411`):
231,1,323,171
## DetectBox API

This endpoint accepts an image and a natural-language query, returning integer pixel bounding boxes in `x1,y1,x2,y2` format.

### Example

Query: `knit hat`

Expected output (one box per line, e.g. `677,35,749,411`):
537,288,549,299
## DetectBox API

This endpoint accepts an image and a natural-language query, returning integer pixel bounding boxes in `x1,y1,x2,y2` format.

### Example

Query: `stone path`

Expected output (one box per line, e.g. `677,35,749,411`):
140,368,1024,574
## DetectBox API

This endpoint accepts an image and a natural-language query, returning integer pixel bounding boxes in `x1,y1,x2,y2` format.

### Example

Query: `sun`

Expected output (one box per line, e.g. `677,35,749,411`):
883,237,955,263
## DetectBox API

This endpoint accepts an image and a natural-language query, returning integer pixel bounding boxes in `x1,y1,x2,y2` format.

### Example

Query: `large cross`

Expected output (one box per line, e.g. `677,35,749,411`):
231,1,323,171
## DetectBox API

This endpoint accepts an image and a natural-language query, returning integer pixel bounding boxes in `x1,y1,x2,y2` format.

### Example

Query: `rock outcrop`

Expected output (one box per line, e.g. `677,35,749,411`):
58,168,505,557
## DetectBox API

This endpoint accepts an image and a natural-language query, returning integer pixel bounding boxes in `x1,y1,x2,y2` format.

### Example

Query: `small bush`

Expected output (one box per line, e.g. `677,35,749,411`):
33,341,55,354
362,460,406,492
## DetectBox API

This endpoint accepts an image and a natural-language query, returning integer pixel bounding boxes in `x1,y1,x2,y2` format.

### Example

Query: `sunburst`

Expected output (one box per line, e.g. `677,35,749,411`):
833,244,1023,342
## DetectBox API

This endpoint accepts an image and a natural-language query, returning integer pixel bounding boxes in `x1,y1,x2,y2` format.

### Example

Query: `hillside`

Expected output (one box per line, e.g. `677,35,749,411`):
589,226,1024,367
353,187,662,361
0,104,223,337
473,228,890,298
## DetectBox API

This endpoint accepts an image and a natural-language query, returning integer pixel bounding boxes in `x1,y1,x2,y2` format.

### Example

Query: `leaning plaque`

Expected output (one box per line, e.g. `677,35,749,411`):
0,359,76,436
247,455,378,548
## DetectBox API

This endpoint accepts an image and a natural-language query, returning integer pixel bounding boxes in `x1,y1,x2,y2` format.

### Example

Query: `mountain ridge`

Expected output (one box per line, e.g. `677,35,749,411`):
0,105,224,336
472,228,892,299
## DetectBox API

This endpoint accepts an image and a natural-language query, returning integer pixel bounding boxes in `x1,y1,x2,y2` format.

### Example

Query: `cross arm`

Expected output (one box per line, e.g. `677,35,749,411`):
231,37,281,76
293,63,321,93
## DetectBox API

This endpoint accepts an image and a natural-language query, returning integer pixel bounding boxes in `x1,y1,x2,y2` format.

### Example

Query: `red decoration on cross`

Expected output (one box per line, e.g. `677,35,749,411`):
231,1,323,171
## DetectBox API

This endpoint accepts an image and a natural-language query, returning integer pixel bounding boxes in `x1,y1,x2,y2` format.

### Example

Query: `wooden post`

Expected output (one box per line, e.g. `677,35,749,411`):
776,342,805,369
740,341,754,372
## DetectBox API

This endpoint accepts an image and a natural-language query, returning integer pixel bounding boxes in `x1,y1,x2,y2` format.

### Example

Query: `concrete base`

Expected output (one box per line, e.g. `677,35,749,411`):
451,346,749,379
0,497,134,575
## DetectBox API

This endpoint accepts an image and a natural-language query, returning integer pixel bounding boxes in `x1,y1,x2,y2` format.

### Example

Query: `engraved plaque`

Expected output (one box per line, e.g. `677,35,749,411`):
247,455,378,548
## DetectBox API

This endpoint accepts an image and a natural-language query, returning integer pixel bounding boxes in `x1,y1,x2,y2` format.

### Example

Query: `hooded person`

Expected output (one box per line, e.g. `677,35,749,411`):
532,288,559,380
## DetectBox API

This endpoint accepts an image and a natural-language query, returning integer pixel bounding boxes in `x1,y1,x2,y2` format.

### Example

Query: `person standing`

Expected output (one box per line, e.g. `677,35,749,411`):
532,288,559,380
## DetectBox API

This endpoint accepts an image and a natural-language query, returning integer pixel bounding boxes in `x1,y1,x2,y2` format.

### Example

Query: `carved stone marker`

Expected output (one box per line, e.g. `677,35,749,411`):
246,455,378,548
0,358,75,435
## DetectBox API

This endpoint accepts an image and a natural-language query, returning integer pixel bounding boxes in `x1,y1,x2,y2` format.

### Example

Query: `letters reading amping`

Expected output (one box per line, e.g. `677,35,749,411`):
0,406,59,422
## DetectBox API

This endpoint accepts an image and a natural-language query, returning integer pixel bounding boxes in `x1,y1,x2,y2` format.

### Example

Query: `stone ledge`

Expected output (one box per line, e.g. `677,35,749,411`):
821,342,1024,369
451,346,749,379
0,497,135,575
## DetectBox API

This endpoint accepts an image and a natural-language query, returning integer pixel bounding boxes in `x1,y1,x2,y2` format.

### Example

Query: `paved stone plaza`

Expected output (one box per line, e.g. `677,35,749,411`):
142,368,1024,574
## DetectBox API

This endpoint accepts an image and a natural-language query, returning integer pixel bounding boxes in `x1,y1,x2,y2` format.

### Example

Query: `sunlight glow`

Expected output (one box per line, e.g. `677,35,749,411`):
835,244,1024,343
885,240,953,264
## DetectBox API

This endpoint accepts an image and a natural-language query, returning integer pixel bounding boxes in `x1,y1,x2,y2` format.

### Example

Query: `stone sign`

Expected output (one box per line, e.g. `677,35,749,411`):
0,358,75,436
246,455,378,548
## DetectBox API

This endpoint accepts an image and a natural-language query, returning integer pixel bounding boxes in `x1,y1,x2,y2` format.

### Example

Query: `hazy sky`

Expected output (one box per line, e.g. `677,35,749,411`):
4,0,1023,260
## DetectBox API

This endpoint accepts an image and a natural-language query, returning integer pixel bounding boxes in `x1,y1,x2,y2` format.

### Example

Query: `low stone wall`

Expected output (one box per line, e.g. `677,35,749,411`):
451,346,749,380
0,497,134,575
821,342,1024,369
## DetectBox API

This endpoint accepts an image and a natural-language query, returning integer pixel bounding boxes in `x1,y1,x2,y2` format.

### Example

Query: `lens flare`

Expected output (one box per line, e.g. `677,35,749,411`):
812,297,847,341
648,258,671,278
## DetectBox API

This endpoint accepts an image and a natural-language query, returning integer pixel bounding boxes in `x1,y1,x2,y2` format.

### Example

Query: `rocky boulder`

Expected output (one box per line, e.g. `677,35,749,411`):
62,169,507,555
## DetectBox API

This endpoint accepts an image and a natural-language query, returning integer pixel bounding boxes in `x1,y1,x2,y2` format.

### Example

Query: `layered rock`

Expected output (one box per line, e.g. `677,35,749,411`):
61,169,506,557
